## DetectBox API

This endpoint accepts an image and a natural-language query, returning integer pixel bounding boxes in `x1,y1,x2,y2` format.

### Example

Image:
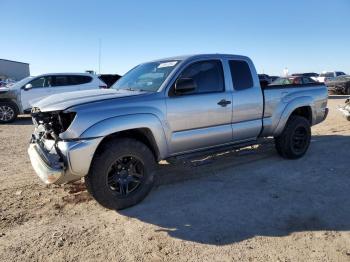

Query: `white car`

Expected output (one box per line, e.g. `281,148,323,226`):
0,73,106,123
317,71,346,83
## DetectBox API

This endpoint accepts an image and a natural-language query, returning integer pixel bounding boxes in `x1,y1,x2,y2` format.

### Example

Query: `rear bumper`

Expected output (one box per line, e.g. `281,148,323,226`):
28,137,103,185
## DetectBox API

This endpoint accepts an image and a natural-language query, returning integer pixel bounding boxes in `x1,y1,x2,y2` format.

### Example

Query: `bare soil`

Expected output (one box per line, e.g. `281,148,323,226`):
1,97,350,262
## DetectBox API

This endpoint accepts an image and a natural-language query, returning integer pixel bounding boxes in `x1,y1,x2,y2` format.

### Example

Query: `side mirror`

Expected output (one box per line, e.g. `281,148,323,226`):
175,78,196,95
24,83,33,90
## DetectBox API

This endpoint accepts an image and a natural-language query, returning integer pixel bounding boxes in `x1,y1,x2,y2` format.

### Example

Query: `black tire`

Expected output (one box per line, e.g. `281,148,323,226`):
85,138,156,210
345,86,350,95
274,115,311,159
0,102,18,123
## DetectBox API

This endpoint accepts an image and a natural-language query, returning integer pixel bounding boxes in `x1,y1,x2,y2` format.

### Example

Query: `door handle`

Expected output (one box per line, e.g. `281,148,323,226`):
217,99,231,107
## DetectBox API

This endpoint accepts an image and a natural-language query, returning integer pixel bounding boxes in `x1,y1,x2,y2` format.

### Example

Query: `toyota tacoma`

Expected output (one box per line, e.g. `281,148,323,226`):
28,54,328,210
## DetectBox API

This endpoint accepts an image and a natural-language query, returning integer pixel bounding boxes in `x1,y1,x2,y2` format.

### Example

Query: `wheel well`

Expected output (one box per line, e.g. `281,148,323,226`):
95,128,160,161
290,106,312,124
0,99,20,113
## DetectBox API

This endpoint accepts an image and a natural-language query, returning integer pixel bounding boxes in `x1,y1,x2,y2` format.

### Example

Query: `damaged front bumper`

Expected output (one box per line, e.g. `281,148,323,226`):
338,104,350,121
28,137,103,184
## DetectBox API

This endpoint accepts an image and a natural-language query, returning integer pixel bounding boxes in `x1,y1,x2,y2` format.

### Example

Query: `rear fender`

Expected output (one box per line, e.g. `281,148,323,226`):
273,96,314,137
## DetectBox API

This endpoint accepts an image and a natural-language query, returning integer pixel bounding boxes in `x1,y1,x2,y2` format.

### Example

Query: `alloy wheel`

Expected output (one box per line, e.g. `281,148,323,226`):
0,105,15,122
106,156,144,196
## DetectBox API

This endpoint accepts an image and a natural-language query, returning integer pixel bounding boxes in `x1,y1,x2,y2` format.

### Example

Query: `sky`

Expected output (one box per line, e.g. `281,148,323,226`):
1,0,350,76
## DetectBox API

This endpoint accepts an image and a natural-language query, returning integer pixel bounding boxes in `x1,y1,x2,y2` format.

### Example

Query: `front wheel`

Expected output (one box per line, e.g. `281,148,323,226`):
274,116,311,159
85,138,156,210
0,102,18,123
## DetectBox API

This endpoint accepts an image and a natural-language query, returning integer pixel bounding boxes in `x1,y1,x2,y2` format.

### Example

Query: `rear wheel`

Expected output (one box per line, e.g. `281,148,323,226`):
85,138,156,210
274,116,311,159
0,102,18,123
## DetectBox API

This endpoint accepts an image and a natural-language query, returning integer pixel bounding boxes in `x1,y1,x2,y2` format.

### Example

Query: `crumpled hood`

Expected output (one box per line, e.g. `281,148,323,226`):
33,88,147,112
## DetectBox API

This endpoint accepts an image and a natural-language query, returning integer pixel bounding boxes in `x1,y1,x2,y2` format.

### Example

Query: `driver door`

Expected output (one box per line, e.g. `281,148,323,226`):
166,60,233,154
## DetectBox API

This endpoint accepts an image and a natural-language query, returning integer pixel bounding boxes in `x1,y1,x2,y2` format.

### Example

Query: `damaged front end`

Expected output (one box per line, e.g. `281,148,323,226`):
28,108,77,184
31,108,76,142
338,98,350,121
28,108,102,184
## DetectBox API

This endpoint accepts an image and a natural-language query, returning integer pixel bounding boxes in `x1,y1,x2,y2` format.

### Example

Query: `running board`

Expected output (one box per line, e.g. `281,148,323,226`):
166,139,262,162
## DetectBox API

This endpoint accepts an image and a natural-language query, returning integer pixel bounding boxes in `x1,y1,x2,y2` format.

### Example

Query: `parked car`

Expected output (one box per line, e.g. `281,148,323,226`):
325,75,350,95
291,73,319,81
28,54,328,210
270,76,317,86
0,73,106,123
338,98,350,121
317,71,346,83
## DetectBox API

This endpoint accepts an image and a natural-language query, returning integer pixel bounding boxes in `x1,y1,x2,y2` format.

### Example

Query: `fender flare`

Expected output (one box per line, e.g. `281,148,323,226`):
273,96,314,137
80,113,169,160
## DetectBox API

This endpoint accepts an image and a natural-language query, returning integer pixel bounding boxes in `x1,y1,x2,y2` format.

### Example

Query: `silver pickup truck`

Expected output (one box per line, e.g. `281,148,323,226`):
28,54,328,210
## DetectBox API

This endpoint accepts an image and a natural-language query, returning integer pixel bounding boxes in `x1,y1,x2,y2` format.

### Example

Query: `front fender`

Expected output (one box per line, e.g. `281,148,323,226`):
80,114,169,159
273,96,314,136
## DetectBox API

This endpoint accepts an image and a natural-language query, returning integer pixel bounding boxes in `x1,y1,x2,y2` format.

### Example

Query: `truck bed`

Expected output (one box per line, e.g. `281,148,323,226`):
261,83,328,137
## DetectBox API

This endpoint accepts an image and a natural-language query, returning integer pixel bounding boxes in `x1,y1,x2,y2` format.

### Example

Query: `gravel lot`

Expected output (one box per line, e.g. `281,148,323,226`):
0,96,349,262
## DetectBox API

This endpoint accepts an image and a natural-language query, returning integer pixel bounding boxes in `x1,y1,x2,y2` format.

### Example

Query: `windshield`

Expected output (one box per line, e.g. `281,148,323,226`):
9,76,33,88
112,60,179,92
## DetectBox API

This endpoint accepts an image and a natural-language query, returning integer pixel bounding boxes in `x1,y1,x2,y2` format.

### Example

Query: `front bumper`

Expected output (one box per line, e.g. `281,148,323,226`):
28,137,103,184
28,143,63,184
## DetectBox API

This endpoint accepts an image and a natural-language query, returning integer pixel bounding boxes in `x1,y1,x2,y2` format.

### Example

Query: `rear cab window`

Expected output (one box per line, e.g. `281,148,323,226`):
228,60,253,90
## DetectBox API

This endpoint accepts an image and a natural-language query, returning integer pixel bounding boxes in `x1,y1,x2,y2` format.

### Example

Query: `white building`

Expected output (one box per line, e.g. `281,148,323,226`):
0,59,30,81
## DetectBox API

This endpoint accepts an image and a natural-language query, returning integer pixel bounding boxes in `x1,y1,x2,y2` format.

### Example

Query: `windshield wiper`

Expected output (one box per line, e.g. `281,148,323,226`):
118,87,150,92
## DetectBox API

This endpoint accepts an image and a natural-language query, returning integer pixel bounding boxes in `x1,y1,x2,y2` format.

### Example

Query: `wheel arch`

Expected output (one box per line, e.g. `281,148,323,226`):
273,96,314,137
0,98,20,113
80,114,168,161
290,106,312,124
95,128,161,161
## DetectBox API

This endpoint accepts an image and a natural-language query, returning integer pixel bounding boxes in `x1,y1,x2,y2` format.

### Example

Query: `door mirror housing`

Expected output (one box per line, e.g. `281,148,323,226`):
174,78,196,95
24,83,32,90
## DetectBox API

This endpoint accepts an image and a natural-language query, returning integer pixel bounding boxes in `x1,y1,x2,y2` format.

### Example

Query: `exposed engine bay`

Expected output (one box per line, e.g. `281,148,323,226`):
31,108,76,141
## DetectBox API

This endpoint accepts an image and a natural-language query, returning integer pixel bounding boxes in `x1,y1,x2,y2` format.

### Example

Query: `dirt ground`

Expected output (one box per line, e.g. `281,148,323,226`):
0,96,349,262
